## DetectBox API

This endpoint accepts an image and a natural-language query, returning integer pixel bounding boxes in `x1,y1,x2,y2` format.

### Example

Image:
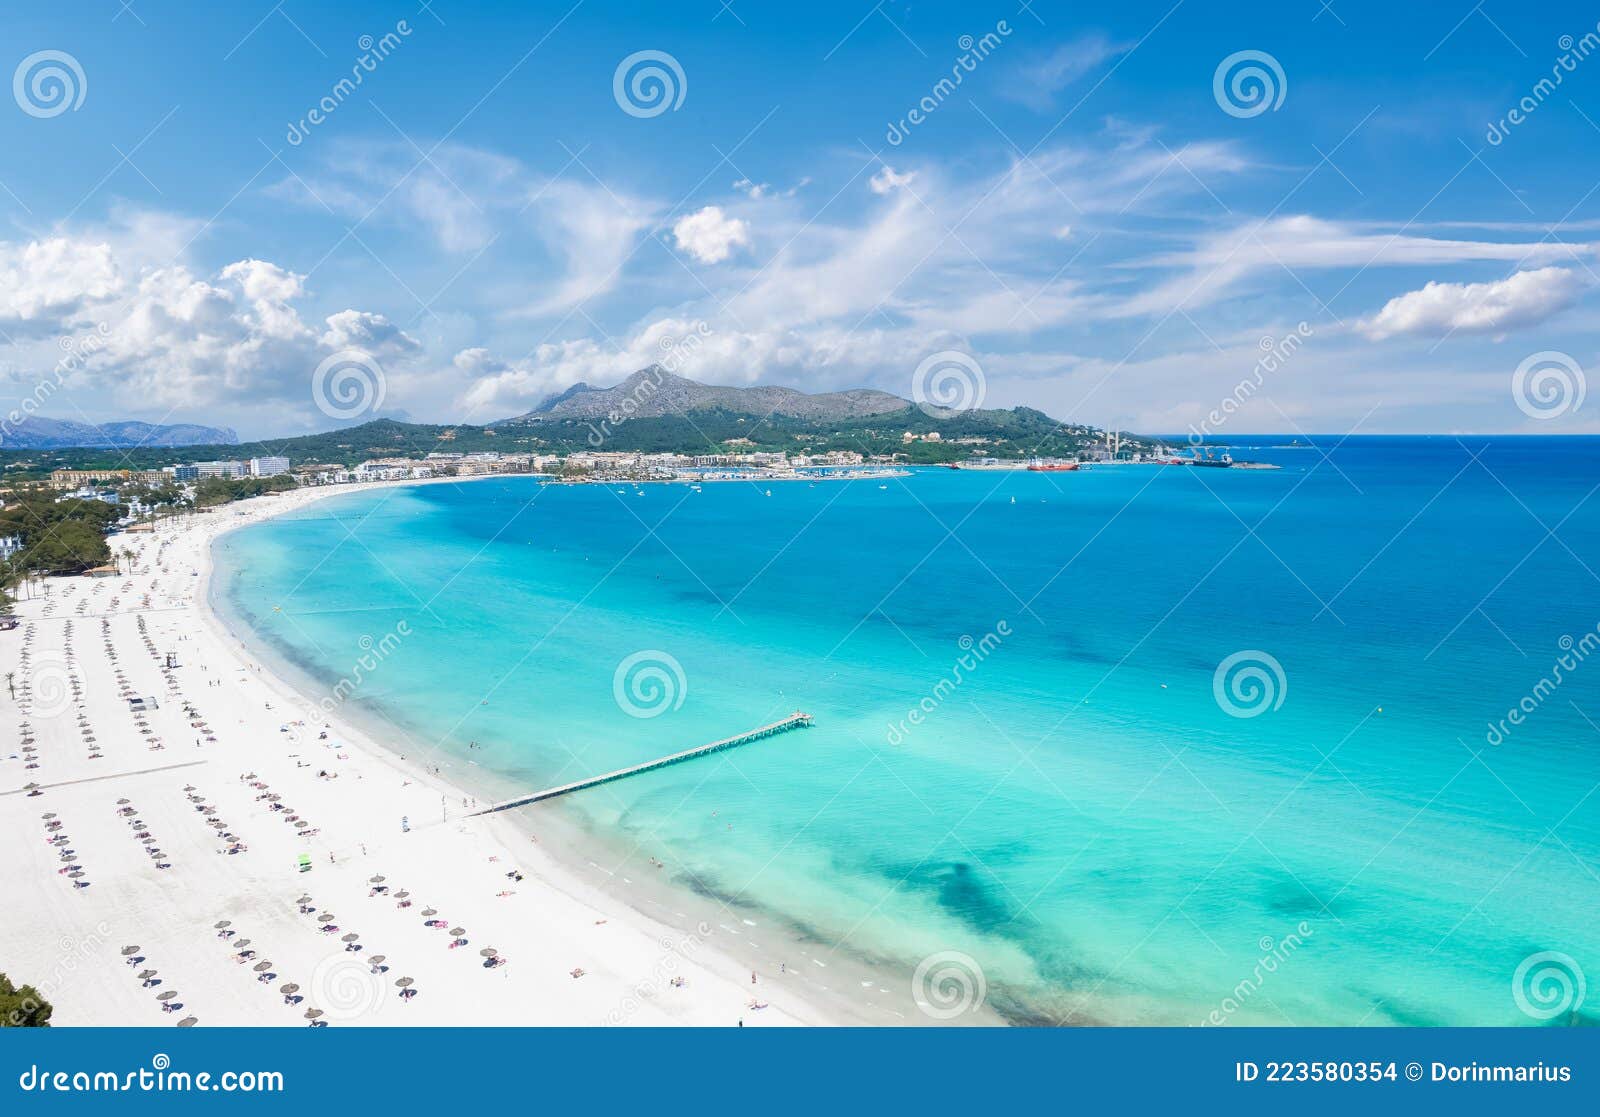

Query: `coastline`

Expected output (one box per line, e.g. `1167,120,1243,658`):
0,475,850,1026
201,475,1002,1026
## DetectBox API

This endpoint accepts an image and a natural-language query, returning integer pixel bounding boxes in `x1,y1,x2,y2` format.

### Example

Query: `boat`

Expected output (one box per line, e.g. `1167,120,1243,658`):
1188,448,1234,468
1026,460,1080,472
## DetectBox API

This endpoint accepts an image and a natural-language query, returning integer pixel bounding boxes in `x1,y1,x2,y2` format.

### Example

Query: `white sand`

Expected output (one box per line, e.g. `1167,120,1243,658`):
0,479,844,1027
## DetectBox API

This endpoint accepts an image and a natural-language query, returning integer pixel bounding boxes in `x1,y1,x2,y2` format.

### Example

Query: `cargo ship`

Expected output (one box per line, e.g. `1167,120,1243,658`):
1026,460,1080,472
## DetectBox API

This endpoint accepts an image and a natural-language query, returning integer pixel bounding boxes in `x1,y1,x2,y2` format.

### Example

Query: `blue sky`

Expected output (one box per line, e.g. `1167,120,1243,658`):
2,0,1599,438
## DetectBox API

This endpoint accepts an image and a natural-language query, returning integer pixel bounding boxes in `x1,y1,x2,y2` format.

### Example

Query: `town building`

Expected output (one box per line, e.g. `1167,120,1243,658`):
249,456,290,477
49,468,167,489
195,460,247,479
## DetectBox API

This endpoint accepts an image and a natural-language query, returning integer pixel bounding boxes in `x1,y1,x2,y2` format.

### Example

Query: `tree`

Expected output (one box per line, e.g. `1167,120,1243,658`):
0,497,117,576
0,973,52,1027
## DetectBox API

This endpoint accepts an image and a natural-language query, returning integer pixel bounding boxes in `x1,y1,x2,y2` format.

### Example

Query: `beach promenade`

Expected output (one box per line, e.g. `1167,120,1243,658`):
0,480,837,1027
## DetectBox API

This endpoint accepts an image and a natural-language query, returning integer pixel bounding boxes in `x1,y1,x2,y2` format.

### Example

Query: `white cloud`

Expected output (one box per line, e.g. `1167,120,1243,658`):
456,317,959,417
0,236,121,331
0,229,424,428
671,205,750,264
272,141,658,319
1357,266,1589,340
869,165,916,195
1002,33,1134,111
732,176,808,199
321,308,424,355
1119,216,1596,317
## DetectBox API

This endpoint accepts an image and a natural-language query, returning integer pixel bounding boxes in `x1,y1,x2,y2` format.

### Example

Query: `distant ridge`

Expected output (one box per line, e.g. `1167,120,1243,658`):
498,367,911,425
0,417,239,451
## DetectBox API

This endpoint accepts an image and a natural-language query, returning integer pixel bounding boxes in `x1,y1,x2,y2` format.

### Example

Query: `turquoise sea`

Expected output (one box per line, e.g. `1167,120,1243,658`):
212,436,1600,1026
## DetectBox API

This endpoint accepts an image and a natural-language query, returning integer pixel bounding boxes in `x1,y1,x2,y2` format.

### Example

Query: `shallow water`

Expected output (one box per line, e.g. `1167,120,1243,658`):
213,436,1600,1025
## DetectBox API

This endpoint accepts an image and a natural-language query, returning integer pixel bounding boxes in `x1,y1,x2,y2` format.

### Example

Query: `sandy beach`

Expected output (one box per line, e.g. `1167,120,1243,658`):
0,478,844,1027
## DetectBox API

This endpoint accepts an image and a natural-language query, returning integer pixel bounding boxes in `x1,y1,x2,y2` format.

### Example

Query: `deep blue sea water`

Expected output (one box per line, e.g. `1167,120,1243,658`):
213,436,1600,1025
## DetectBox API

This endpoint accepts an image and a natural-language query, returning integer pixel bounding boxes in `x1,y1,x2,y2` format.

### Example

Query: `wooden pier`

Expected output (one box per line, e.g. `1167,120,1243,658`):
474,712,813,814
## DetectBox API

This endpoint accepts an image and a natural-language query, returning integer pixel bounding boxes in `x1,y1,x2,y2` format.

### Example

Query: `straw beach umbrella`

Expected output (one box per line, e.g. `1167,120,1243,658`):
121,945,140,956
177,1017,198,1027
156,990,177,1001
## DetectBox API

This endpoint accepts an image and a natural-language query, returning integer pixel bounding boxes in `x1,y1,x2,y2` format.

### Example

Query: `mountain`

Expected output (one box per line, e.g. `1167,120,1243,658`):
498,368,910,425
0,418,239,451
